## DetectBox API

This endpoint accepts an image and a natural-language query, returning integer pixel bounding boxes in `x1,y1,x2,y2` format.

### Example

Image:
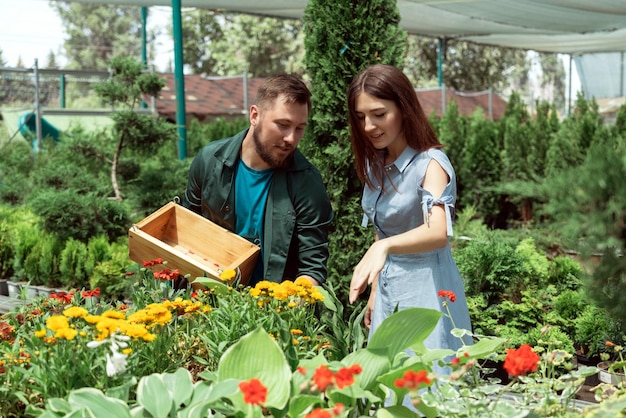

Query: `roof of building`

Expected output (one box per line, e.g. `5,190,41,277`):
151,73,507,122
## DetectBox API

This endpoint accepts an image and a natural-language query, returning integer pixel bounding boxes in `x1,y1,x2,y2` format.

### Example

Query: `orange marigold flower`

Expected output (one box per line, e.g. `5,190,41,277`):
437,290,456,302
305,408,332,418
606,341,615,347
312,364,334,392
394,369,432,390
239,378,267,405
153,268,179,281
503,344,540,377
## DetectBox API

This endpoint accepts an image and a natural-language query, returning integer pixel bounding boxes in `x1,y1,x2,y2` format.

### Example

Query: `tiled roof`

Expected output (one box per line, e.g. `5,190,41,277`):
150,73,506,121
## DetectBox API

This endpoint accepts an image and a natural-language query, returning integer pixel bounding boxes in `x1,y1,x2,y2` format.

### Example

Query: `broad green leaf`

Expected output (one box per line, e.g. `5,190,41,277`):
343,348,390,390
218,327,291,409
459,336,507,358
68,388,131,418
105,376,137,402
315,286,337,311
368,308,441,359
377,405,422,418
45,397,71,414
287,394,324,417
192,277,230,295
162,368,194,408
137,373,172,418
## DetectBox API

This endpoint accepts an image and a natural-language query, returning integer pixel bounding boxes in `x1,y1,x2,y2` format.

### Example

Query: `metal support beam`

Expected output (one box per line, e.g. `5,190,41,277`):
172,0,187,160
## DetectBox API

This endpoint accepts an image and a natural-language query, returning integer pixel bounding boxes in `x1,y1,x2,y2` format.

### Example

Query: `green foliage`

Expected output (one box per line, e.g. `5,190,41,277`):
29,189,130,243
126,157,190,217
575,304,622,358
455,230,526,304
89,241,133,301
93,56,177,201
547,256,586,291
23,233,63,286
59,238,89,289
85,235,112,279
0,139,34,205
11,218,42,280
186,117,249,157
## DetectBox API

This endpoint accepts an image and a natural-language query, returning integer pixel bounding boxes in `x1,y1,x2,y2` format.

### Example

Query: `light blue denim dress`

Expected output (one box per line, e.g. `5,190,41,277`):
362,146,472,355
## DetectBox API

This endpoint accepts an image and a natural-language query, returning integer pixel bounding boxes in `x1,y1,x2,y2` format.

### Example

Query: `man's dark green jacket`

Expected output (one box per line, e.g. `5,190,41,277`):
182,129,333,285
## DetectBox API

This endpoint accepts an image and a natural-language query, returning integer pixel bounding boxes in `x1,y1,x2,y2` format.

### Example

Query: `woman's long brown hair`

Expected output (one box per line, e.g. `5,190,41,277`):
347,64,442,189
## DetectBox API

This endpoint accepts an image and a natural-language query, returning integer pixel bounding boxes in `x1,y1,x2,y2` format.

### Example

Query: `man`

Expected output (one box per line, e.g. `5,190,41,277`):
182,74,333,287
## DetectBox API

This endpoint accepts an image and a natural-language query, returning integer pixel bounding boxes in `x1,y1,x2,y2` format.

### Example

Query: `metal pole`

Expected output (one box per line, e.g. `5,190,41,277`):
34,59,42,152
437,37,444,87
568,55,572,116
141,6,148,109
172,0,187,160
60,73,66,108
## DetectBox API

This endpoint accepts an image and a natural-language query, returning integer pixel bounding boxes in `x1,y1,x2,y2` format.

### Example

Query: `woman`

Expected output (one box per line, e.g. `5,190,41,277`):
347,64,472,359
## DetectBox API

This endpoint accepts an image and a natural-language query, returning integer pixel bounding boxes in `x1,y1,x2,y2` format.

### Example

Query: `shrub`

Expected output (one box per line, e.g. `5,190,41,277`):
23,233,63,286
89,241,134,301
59,238,89,289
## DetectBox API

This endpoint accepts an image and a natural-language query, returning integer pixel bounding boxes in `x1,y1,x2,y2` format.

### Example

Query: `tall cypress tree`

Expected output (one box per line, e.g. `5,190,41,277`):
301,1,406,291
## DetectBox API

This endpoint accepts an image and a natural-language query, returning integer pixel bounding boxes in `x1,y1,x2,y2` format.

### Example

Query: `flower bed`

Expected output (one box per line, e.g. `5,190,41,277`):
1,262,625,417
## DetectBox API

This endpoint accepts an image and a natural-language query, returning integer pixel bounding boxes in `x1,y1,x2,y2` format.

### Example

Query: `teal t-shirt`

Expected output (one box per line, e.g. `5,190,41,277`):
235,158,273,285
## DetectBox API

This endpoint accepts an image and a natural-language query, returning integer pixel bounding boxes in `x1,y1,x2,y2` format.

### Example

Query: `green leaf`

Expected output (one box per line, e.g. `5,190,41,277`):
162,368,194,408
218,327,291,409
45,398,71,414
287,394,324,417
67,388,131,418
343,348,390,391
137,373,173,418
368,308,442,359
192,277,230,295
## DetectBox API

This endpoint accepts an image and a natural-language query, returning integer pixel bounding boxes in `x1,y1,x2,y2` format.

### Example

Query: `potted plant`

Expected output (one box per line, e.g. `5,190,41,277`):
598,341,626,387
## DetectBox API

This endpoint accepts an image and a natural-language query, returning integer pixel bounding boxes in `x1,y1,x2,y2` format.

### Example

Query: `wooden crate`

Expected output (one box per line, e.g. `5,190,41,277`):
128,202,260,286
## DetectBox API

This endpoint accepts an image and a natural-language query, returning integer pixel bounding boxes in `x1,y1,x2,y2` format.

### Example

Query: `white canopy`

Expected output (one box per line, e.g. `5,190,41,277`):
67,0,626,54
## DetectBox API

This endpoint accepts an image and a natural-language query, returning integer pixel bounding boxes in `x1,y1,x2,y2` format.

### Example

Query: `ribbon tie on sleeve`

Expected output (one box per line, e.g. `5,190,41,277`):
421,195,455,237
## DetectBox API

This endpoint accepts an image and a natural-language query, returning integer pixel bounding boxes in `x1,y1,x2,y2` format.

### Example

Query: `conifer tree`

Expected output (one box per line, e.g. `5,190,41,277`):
301,0,406,288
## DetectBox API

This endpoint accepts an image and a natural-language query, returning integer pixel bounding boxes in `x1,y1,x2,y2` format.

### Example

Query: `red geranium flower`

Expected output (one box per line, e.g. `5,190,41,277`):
50,291,74,304
143,258,164,267
153,268,179,281
239,378,267,405
437,290,456,302
503,344,540,377
312,364,334,392
394,369,432,390
305,409,332,418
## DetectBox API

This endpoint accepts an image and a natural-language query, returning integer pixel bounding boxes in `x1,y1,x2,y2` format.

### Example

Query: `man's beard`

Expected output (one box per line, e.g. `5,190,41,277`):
252,125,294,169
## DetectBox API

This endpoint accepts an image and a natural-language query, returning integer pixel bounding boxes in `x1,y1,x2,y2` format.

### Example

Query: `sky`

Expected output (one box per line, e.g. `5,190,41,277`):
0,0,172,70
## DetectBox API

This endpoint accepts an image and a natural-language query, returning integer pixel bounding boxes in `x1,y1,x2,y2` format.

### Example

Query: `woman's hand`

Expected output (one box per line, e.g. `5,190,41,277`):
364,282,377,329
349,239,388,303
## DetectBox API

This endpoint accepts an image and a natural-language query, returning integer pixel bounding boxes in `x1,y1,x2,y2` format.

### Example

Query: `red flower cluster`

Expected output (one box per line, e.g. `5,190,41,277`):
81,288,100,298
0,321,15,343
239,378,267,405
143,258,164,267
437,290,456,302
312,364,362,392
394,369,432,390
49,291,74,304
153,268,180,281
503,344,541,377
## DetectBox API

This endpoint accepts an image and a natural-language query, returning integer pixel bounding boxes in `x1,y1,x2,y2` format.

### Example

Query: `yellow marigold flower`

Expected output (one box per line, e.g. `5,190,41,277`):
249,288,261,298
142,333,157,342
309,291,325,301
294,277,312,288
257,301,265,307
271,287,288,301
34,329,46,338
96,318,123,337
84,315,102,324
254,281,272,291
145,304,173,325
293,339,299,345
127,310,152,324
122,348,132,355
288,301,297,308
220,269,237,282
122,323,150,339
46,315,69,331
79,331,87,337
63,306,89,318
291,329,303,335
302,336,310,341
102,310,125,320
202,306,212,313
55,327,78,340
